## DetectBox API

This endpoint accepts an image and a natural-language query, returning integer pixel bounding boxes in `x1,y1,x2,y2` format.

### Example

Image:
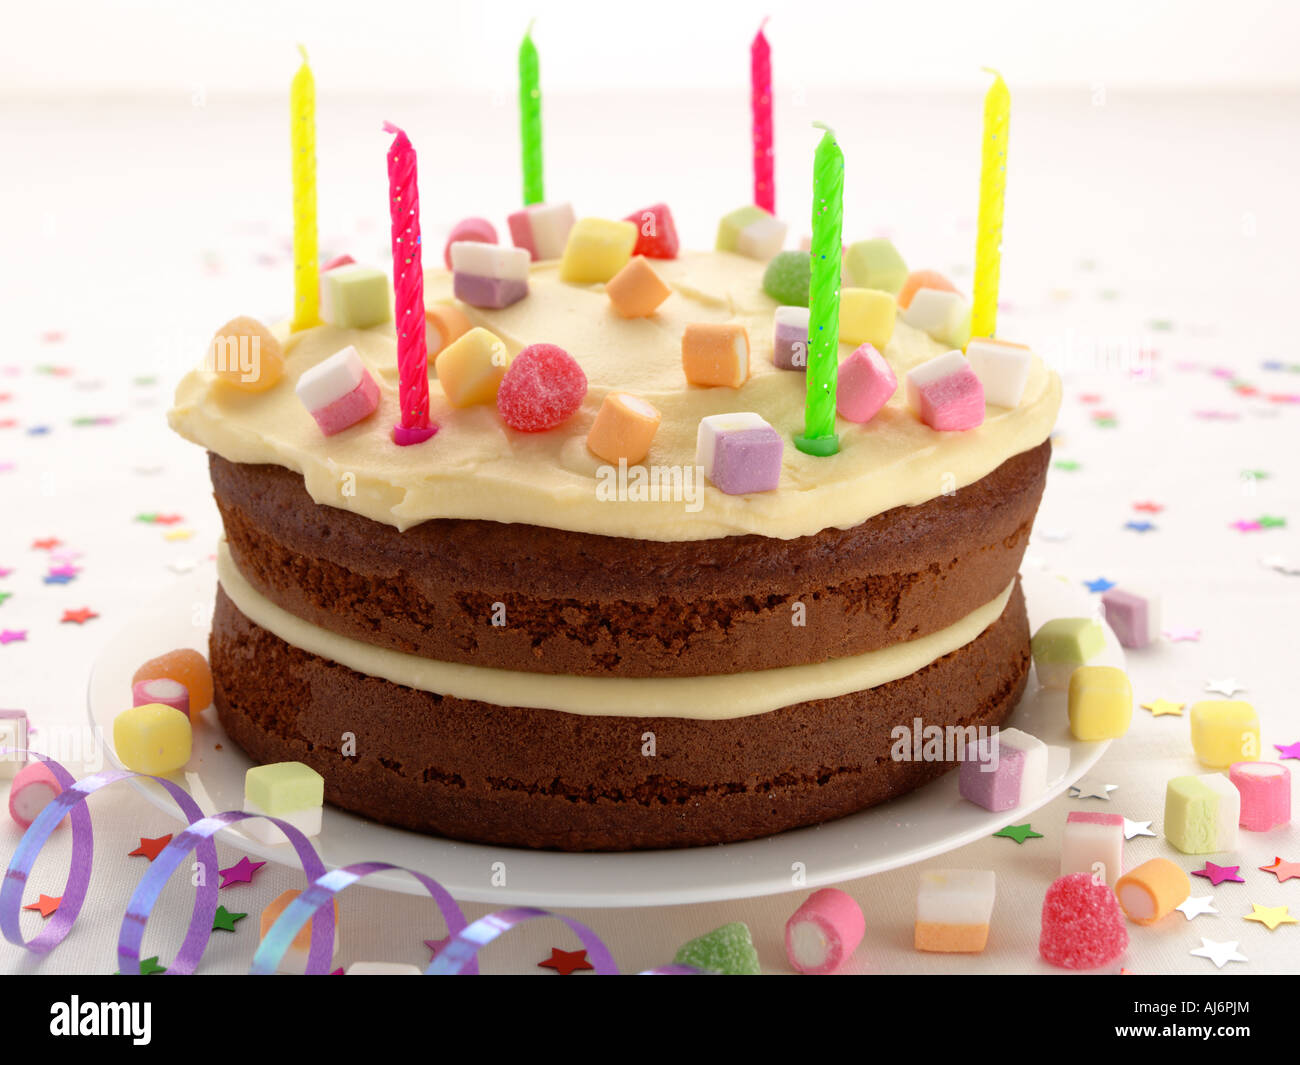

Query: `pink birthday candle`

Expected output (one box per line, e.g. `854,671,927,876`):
751,18,774,214
383,121,437,446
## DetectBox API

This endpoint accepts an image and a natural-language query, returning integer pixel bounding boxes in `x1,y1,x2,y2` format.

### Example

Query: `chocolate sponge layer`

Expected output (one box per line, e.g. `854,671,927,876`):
210,440,1048,678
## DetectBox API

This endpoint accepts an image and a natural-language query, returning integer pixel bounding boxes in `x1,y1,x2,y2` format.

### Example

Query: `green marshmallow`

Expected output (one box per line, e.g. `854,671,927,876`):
674,922,761,975
1164,773,1238,854
844,239,908,295
1030,617,1105,688
762,251,811,307
321,264,392,329
716,206,771,253
245,761,324,815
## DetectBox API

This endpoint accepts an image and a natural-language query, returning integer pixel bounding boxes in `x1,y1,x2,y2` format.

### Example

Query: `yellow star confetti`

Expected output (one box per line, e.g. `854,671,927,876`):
1242,903,1296,931
163,528,195,542
1141,698,1185,717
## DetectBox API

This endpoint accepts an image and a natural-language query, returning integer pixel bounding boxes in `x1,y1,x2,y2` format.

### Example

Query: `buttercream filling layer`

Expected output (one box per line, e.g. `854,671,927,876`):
216,541,1017,720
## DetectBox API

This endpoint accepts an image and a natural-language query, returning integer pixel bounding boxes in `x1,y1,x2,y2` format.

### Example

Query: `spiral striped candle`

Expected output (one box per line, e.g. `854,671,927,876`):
383,122,437,446
751,19,774,214
289,45,320,332
971,69,1010,340
519,22,544,206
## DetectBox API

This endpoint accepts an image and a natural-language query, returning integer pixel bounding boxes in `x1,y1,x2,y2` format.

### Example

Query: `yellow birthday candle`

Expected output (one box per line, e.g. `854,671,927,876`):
971,68,1009,341
290,45,320,331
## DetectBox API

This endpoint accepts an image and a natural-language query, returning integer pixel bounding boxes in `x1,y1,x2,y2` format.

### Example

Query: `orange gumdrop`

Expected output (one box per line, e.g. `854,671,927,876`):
898,269,960,310
132,649,213,716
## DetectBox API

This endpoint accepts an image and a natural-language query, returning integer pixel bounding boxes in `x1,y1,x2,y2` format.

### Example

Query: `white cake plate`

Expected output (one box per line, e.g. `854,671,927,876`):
88,564,1122,907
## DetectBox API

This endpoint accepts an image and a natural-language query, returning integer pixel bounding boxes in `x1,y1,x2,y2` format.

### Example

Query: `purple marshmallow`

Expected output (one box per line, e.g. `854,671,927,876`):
772,306,810,372
696,413,784,495
453,272,528,310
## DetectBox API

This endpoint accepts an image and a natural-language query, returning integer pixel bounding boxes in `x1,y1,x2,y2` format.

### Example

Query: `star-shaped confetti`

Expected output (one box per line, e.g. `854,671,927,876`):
163,528,194,542
60,607,98,625
154,514,184,526
1124,520,1156,533
1242,903,1296,931
1193,862,1244,886
0,592,11,607
1189,938,1248,969
538,948,594,975
138,956,167,975
128,834,173,861
1204,678,1244,697
1053,460,1080,472
42,573,74,586
1083,577,1115,593
1258,515,1287,529
0,629,27,645
1141,698,1185,717
218,857,267,888
993,823,1043,844
31,537,61,550
1177,896,1218,920
1275,741,1300,760
212,906,247,933
1123,818,1157,840
1231,519,1262,533
1162,625,1201,642
1133,501,1164,513
425,936,451,959
1259,857,1300,883
0,566,12,577
134,512,160,524
24,894,61,918
1069,778,1118,801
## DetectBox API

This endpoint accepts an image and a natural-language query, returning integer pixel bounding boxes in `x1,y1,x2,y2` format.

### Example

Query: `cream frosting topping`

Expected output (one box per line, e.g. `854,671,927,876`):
171,251,1060,541
217,541,1016,720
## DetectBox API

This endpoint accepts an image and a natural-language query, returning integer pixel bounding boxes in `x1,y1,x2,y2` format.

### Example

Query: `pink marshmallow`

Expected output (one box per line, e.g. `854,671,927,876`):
9,760,63,829
132,677,190,719
836,343,897,423
295,346,383,436
905,351,985,431
310,373,380,436
321,254,356,272
784,888,865,974
507,203,575,261
443,218,498,270
1230,761,1290,831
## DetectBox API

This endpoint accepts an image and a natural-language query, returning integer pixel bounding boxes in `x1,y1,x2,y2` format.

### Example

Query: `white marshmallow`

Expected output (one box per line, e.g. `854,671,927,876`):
916,869,996,925
966,339,1033,407
901,289,969,348
294,346,367,412
450,241,530,282
735,215,788,261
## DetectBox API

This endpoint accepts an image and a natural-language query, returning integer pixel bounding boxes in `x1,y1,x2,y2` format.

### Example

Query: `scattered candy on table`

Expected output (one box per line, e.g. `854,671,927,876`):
320,263,392,329
8,760,63,828
914,869,996,953
899,268,959,310
1060,811,1124,886
347,961,422,975
442,217,498,269
131,677,190,719
905,350,985,432
1067,666,1133,741
294,345,382,436
843,238,908,295
1030,617,1104,689
784,888,865,974
242,760,325,845
605,256,672,318
1189,700,1260,768
715,205,786,261
1164,772,1240,854
0,708,28,778
900,287,971,349
674,921,761,975
836,343,897,423
424,303,473,359
1115,858,1190,925
1230,761,1290,830
1099,586,1162,650
112,702,192,775
558,217,638,284
837,287,896,350
450,241,530,309
761,250,811,306
586,392,661,465
131,649,212,715
965,338,1032,408
681,322,750,389
507,201,575,261
959,726,1050,811
259,889,339,975
772,306,809,371
434,327,512,408
496,343,587,432
623,203,679,259
1039,872,1128,970
696,412,783,495
207,317,284,393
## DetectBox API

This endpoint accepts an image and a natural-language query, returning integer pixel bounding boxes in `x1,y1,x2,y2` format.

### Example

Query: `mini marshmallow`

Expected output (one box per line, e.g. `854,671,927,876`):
113,703,192,775
8,760,62,828
1165,772,1240,854
346,962,423,975
260,889,339,975
1230,761,1290,831
208,317,284,393
838,287,897,350
424,304,473,358
435,327,511,408
914,869,996,953
716,206,786,261
586,392,662,465
1039,872,1128,970
0,709,29,779
1099,586,1162,650
1190,701,1261,768
844,238,908,295
966,338,1033,408
320,264,392,329
294,345,381,436
1031,617,1105,689
605,256,672,318
558,218,638,284
1068,666,1134,741
321,254,355,272
451,241,530,309
772,306,810,371
508,202,575,261
682,323,750,389
696,412,783,496
898,269,959,310
900,288,971,349
836,343,897,423
442,217,498,269
1115,859,1191,925
132,649,213,715
1060,811,1125,887
959,727,1049,812
624,203,679,259
785,888,865,974
132,677,189,719
905,350,985,431
242,760,325,845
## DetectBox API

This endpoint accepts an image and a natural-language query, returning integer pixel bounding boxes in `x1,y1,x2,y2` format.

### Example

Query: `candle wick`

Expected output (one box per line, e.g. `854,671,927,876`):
811,120,836,136
758,15,770,32
525,16,536,37
297,43,309,64
382,120,401,136
981,66,1003,79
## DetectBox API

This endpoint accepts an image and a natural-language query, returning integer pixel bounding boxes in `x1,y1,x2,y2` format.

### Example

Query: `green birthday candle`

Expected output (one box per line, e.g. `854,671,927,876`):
518,21,544,205
795,122,843,457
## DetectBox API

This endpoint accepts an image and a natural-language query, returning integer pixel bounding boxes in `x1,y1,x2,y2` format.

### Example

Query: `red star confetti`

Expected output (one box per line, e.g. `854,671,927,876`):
60,607,98,625
1192,862,1245,886
218,856,267,888
24,894,61,918
1078,393,1102,403
1259,857,1300,883
128,834,173,861
1133,501,1164,513
31,538,61,551
40,330,66,344
0,629,27,645
153,514,184,525
538,948,594,975
1162,625,1201,642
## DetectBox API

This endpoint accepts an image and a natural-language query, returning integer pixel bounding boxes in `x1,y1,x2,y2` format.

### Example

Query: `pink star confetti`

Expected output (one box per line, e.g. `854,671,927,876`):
424,936,450,959
0,629,27,645
1132,501,1164,514
1259,857,1300,884
47,564,79,578
218,857,267,889
1275,741,1300,760
1162,625,1202,642
1231,519,1263,533
1192,862,1244,886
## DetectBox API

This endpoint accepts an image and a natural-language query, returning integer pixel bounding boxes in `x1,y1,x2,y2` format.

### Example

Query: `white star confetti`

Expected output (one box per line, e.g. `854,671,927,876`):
1188,938,1247,969
1176,896,1218,921
1069,778,1118,801
1204,678,1245,697
1123,818,1156,840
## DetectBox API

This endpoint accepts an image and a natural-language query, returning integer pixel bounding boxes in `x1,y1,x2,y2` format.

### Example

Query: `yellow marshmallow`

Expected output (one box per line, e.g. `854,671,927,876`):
1190,701,1261,767
113,702,192,775
559,218,638,284
1067,666,1133,741
586,392,662,465
435,327,511,408
838,288,897,349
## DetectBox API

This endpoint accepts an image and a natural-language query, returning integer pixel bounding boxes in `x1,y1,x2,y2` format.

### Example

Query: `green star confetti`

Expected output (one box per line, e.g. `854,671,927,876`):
1053,460,1081,472
212,905,247,933
1258,515,1286,529
993,823,1044,844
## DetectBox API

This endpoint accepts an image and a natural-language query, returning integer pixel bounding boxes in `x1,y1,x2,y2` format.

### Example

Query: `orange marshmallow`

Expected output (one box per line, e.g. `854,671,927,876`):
898,269,960,310
586,392,662,465
208,316,284,392
605,256,672,318
914,922,990,953
424,304,472,358
682,323,750,389
132,649,213,717
1115,859,1191,926
260,888,341,973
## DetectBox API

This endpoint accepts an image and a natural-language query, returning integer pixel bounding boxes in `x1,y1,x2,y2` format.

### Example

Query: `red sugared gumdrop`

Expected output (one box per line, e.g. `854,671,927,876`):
1039,872,1129,969
623,203,679,260
496,343,588,432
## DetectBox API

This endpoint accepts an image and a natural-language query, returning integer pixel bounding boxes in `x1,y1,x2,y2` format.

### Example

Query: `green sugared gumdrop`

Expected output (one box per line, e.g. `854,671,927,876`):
762,251,811,308
673,922,761,975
